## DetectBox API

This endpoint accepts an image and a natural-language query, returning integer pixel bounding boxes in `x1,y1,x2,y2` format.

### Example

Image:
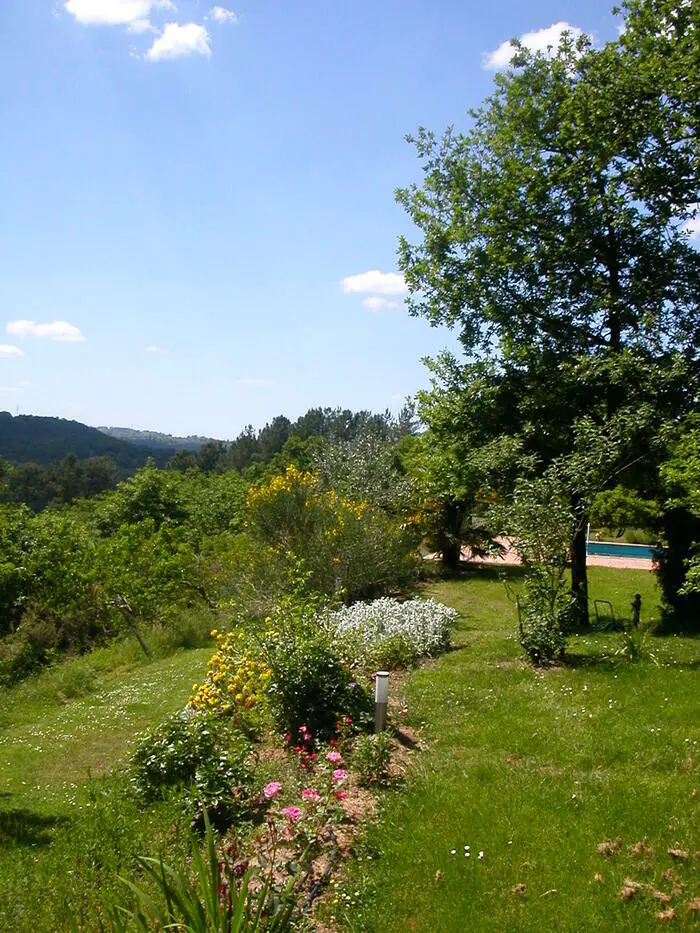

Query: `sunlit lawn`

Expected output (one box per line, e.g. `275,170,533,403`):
0,643,210,930
338,567,699,932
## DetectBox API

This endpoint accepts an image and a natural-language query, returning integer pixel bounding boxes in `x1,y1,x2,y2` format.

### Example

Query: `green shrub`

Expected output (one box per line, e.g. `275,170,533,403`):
264,629,372,741
128,711,254,822
0,615,59,685
352,732,392,786
517,587,568,666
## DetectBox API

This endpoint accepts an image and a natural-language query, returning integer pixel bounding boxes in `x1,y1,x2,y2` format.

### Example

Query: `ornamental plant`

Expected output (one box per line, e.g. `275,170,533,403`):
245,466,419,602
263,626,372,741
329,597,457,669
189,628,271,733
127,710,254,823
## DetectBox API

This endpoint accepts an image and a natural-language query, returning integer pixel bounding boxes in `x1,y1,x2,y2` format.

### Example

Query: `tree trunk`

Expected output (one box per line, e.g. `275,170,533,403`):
570,519,589,626
438,500,463,573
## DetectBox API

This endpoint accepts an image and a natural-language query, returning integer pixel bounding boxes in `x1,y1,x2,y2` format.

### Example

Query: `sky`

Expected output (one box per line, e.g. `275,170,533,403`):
0,0,639,439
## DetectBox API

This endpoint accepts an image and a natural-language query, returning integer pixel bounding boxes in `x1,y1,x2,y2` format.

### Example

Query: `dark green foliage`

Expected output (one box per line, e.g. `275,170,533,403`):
0,412,173,469
654,506,700,628
265,629,372,741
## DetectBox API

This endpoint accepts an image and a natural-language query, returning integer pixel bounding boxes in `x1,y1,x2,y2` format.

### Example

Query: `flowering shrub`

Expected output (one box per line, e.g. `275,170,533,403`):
256,743,352,883
245,466,418,601
188,629,271,731
127,710,254,822
263,628,372,741
330,597,456,668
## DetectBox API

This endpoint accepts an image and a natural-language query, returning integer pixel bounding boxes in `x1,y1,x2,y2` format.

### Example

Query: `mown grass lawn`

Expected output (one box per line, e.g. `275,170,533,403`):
338,567,699,932
0,644,210,931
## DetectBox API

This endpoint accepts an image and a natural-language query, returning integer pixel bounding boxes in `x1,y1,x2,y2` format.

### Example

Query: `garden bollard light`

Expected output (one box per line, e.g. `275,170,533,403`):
375,671,389,733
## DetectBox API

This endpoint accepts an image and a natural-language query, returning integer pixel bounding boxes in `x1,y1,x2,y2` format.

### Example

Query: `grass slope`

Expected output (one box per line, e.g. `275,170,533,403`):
0,643,210,930
341,567,699,932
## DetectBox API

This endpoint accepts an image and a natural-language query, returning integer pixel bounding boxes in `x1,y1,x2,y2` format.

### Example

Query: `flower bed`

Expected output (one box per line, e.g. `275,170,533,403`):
329,597,457,666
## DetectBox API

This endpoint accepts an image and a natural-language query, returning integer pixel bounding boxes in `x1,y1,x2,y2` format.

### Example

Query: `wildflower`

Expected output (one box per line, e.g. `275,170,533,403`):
281,806,301,823
344,716,353,725
327,750,342,763
302,788,320,801
332,769,348,783
335,790,348,801
263,782,281,799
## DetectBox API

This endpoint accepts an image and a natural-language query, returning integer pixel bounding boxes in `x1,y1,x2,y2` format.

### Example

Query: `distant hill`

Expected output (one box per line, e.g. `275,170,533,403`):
0,413,176,469
97,426,220,451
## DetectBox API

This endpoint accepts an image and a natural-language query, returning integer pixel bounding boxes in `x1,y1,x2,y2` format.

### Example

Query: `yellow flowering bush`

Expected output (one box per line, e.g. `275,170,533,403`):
245,467,418,601
189,629,271,726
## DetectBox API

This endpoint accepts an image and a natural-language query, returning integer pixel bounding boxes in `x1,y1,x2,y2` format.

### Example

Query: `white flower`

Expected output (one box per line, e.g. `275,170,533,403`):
329,597,457,658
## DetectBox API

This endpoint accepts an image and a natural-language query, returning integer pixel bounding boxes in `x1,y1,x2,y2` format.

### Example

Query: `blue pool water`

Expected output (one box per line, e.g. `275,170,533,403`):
587,541,659,559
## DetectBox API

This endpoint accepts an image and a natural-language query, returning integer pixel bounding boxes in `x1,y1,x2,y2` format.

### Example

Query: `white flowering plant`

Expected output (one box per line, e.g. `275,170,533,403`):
328,597,457,670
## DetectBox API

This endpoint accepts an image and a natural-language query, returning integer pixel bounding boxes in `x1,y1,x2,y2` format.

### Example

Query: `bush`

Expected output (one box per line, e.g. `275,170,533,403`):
245,466,419,602
329,597,456,669
517,584,569,665
128,711,254,822
0,615,59,685
264,628,372,742
352,732,392,786
189,629,271,735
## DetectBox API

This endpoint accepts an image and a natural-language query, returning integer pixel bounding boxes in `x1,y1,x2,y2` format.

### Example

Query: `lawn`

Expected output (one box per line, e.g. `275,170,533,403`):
336,567,699,931
0,642,211,931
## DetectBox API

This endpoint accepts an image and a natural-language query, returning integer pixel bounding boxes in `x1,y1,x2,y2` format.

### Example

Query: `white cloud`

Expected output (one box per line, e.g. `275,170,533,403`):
64,0,174,27
341,269,407,296
483,21,585,70
127,18,154,33
0,386,25,394
209,6,237,24
145,22,211,60
362,296,400,312
7,320,86,342
235,377,272,387
0,345,24,359
145,345,169,354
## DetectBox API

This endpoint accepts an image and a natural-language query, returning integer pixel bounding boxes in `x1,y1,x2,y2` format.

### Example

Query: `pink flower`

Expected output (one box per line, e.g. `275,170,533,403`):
332,769,348,783
335,790,348,801
327,750,342,763
281,806,301,823
302,788,320,801
263,782,281,799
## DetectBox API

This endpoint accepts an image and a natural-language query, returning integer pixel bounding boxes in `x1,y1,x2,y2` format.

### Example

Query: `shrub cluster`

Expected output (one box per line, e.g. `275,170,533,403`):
128,710,254,823
329,596,457,669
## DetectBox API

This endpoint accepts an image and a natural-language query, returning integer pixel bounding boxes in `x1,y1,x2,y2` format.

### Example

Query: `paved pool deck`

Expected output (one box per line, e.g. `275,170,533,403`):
452,537,654,571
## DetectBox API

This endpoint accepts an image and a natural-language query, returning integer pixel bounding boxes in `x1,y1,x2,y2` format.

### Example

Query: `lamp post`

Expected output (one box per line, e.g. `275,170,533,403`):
375,671,389,733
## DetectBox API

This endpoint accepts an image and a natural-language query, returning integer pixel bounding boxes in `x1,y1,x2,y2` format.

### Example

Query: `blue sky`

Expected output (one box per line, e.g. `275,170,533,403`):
0,0,627,439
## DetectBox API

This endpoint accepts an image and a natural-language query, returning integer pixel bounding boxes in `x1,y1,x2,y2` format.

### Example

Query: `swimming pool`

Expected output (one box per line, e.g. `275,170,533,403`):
586,541,660,559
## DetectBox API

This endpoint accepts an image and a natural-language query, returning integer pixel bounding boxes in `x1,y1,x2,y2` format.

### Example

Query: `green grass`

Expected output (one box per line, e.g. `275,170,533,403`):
0,637,212,931
336,567,699,932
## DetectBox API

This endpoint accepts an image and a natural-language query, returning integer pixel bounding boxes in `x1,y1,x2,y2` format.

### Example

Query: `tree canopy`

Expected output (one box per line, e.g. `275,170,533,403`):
397,0,699,621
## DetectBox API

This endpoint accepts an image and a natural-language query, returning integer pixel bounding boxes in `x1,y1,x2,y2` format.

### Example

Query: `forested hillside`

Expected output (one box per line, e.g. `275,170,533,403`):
0,413,174,468
97,426,216,451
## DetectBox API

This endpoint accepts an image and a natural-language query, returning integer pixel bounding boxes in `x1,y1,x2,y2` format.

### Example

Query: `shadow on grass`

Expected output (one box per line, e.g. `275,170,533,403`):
0,801,67,848
562,652,619,671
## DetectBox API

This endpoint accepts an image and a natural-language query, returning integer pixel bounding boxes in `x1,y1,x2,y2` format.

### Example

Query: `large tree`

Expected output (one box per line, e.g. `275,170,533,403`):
398,0,699,621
